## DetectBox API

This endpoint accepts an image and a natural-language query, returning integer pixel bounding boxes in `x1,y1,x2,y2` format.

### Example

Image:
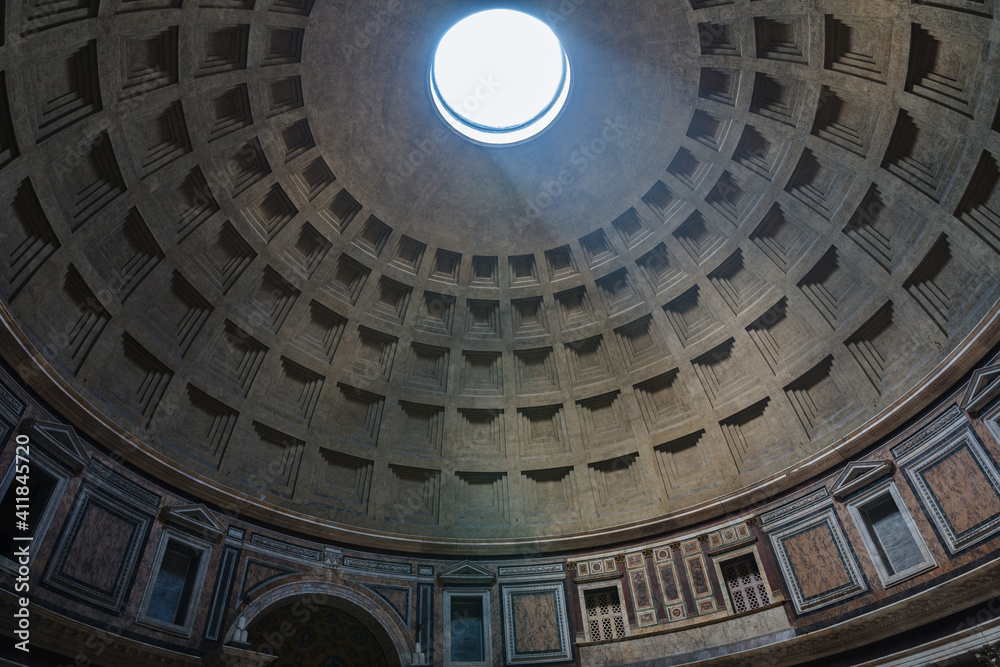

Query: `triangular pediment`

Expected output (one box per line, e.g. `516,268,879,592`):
159,504,226,541
438,560,495,585
24,419,89,473
961,364,1000,416
831,460,894,500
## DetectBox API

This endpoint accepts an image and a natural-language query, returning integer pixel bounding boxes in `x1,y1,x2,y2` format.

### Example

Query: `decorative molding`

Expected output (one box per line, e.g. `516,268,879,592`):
22,419,89,473
501,582,573,664
343,556,412,575
891,405,965,460
438,560,496,585
684,546,718,614
498,563,565,577
44,484,154,611
573,556,619,579
830,460,895,501
768,507,868,614
249,534,324,562
706,521,756,555
707,536,758,557
899,425,1000,554
205,546,240,642
961,363,1000,415
760,488,831,527
842,479,938,588
88,460,161,509
573,570,624,584
158,504,225,541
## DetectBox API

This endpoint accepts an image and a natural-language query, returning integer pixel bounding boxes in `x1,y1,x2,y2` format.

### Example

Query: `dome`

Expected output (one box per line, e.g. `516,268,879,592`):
1,0,999,554
3,1,1000,664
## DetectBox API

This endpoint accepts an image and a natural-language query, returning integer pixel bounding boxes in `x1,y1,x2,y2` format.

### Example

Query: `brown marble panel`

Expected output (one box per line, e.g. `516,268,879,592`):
922,446,1000,535
60,504,135,592
241,559,294,595
512,591,561,654
783,524,851,600
378,587,410,615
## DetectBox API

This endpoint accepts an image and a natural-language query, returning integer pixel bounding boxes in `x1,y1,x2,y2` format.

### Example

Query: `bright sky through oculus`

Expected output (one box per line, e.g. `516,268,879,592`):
431,9,571,145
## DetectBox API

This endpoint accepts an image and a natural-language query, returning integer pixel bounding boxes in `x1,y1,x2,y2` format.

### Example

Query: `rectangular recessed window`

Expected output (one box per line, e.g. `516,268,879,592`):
139,533,211,635
846,481,936,587
450,597,484,662
721,553,770,614
861,496,924,576
443,590,491,666
0,467,57,557
0,452,66,571
584,586,627,641
147,541,200,625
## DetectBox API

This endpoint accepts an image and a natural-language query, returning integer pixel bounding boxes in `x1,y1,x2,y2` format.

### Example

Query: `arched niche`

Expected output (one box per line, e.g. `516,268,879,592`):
229,581,410,667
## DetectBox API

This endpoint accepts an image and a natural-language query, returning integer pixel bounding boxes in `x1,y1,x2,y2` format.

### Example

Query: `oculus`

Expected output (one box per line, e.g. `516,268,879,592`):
430,9,571,145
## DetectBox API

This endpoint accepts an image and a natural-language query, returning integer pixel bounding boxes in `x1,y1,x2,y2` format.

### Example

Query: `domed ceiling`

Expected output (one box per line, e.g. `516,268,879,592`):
1,0,999,554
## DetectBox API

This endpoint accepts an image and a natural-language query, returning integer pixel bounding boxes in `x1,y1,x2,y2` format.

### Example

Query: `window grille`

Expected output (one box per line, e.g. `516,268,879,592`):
584,587,627,641
721,554,769,614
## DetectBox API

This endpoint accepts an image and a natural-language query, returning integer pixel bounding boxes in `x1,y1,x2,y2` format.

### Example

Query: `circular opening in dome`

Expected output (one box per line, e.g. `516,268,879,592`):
430,9,571,146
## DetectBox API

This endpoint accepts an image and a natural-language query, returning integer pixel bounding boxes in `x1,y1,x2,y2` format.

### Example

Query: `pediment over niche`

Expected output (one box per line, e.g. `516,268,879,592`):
961,364,1000,416
438,560,496,586
831,460,895,501
159,504,226,541
23,419,90,474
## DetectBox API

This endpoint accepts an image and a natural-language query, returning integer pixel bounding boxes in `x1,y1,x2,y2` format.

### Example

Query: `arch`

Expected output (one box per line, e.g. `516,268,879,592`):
227,581,410,667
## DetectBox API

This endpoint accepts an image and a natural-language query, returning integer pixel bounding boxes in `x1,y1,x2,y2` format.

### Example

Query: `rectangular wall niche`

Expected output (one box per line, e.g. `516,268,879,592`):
579,582,630,641
0,446,68,568
844,479,936,588
444,590,492,666
136,530,212,636
501,583,573,664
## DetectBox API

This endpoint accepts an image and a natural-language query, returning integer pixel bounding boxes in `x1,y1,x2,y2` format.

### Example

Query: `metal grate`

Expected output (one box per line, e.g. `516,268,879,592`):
722,554,770,614
584,587,627,641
